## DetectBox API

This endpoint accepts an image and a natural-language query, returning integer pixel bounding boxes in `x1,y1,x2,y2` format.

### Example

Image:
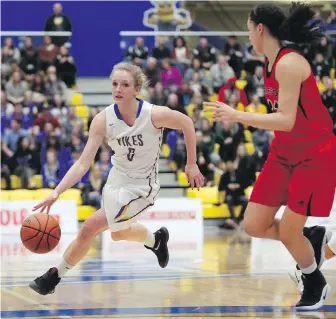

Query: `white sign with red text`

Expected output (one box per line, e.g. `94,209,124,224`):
0,200,78,234
102,198,204,260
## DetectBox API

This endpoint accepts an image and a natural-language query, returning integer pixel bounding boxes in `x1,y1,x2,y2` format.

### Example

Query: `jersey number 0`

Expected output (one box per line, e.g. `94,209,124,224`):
127,147,135,161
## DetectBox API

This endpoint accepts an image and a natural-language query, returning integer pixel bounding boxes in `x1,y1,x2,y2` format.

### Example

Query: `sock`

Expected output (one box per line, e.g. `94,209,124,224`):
301,260,317,275
57,258,74,278
143,230,155,248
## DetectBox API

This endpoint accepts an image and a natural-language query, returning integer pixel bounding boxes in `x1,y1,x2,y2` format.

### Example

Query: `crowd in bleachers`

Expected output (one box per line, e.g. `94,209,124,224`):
1,7,336,229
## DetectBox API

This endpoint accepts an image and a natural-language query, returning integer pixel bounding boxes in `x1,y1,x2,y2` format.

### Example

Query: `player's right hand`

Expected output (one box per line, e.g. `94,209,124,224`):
185,164,205,189
33,190,59,214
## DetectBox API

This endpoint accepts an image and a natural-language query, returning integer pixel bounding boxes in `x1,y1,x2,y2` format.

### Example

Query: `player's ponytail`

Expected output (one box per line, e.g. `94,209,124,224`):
249,2,324,44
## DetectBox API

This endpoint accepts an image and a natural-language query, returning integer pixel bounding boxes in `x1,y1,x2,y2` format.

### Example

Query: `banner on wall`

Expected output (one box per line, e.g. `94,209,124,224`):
1,200,78,234
102,198,204,260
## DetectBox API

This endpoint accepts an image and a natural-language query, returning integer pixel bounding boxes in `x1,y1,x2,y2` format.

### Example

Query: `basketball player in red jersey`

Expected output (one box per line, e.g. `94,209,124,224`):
205,2,336,311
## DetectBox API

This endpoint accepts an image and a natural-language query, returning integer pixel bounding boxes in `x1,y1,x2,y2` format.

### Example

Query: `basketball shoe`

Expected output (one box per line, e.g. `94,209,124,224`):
29,267,61,295
145,227,169,268
289,226,332,294
295,269,331,310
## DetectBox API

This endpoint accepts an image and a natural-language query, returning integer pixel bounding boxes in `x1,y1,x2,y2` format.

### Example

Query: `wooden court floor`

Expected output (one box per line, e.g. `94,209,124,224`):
1,229,335,319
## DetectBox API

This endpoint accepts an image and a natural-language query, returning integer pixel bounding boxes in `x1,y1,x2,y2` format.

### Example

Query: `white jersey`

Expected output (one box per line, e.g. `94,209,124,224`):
105,99,163,179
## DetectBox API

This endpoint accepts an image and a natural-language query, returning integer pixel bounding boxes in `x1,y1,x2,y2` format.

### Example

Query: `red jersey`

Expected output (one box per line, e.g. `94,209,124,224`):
264,47,334,161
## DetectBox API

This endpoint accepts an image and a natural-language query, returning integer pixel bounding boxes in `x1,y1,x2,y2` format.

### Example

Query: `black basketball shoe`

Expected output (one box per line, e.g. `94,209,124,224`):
145,227,169,268
29,267,61,295
289,226,332,294
295,269,331,310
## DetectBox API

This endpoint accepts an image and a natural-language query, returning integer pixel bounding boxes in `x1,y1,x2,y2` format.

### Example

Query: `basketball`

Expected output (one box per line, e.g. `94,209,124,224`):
20,213,61,254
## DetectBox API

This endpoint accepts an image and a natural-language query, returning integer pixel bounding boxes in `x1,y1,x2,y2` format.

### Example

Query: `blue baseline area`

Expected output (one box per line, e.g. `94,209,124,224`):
1,305,336,318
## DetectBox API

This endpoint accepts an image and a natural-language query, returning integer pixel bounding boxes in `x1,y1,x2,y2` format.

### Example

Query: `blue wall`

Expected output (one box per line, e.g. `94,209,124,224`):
1,1,155,77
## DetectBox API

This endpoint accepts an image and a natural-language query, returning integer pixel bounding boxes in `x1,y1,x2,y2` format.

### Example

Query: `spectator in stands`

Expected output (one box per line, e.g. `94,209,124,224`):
31,73,46,97
234,143,256,188
218,77,248,106
245,95,267,114
69,133,84,153
55,46,77,88
50,94,67,119
321,77,336,134
161,59,183,91
167,93,186,115
311,36,334,64
244,42,265,75
1,38,21,79
184,58,206,84
312,53,331,80
144,57,161,90
44,70,68,103
171,36,190,73
152,37,171,61
196,131,215,185
223,36,244,78
327,10,336,24
9,102,33,129
5,71,28,104
44,3,72,47
19,37,39,76
1,90,14,134
218,160,248,230
177,81,193,107
215,121,244,162
1,142,12,190
150,82,168,106
59,106,84,144
166,129,186,174
95,150,112,180
82,165,105,209
247,65,264,100
193,37,216,70
11,136,37,189
200,118,220,165
125,37,149,67
42,149,60,188
210,54,235,93
252,128,271,169
2,119,31,155
38,36,59,71
34,105,60,133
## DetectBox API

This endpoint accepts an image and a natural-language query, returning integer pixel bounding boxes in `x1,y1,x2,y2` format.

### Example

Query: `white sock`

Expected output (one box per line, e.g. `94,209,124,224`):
328,234,336,256
57,258,74,278
143,230,155,248
301,260,317,274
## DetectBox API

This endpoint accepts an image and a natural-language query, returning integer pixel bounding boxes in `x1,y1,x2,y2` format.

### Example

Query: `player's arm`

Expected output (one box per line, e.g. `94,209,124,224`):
54,111,106,196
33,111,107,213
152,105,196,164
205,54,305,132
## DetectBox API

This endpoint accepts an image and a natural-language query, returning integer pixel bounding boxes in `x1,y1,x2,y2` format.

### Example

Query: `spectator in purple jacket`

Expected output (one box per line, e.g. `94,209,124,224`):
161,59,182,91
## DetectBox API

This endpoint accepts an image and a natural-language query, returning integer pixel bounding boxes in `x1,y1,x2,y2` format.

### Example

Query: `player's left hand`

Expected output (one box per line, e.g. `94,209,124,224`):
185,164,205,189
203,101,239,122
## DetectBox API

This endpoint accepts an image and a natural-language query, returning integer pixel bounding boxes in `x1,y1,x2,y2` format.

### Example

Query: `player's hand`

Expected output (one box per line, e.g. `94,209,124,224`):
185,164,205,189
33,190,59,214
203,101,239,122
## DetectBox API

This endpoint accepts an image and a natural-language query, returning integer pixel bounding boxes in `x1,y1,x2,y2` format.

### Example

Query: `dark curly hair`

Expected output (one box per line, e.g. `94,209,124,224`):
249,2,324,44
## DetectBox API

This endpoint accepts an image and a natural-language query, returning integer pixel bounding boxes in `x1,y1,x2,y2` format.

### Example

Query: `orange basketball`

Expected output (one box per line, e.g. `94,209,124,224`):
20,213,61,254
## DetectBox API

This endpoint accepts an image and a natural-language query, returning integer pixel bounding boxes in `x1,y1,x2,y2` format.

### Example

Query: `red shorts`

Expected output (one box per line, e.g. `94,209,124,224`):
250,138,336,217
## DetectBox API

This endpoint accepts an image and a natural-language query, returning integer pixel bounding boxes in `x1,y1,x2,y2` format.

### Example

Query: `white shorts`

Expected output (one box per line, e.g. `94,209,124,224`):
102,168,160,232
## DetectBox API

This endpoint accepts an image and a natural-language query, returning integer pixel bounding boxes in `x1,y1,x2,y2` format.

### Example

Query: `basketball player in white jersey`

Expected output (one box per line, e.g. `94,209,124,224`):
29,62,204,295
